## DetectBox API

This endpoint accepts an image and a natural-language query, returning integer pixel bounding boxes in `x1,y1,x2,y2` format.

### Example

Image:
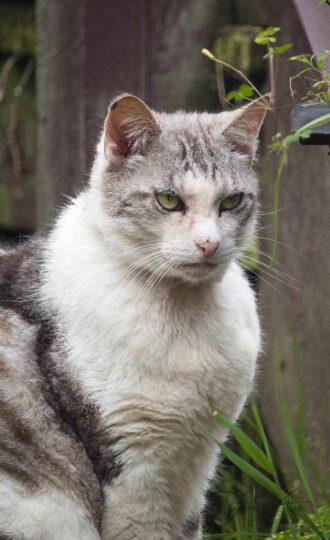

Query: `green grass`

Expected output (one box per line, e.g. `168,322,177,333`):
205,387,329,539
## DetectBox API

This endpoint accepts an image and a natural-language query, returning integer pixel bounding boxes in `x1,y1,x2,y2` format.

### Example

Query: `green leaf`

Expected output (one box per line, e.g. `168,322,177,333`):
289,54,312,65
265,26,281,35
315,52,327,71
226,85,254,102
312,81,328,89
226,90,241,102
255,34,271,45
213,412,274,474
251,403,279,482
273,43,293,55
239,84,254,97
254,35,269,45
255,27,281,45
324,90,330,102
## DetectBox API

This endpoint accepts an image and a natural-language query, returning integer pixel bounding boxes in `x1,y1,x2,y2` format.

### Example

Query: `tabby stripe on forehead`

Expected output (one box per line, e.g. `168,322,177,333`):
192,131,209,175
178,138,191,172
182,132,209,175
198,120,218,181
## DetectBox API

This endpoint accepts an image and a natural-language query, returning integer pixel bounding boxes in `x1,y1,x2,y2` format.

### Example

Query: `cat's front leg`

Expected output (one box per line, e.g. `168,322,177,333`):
100,475,181,540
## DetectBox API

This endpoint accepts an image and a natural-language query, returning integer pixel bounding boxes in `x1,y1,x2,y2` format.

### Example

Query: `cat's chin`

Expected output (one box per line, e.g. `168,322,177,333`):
170,261,227,285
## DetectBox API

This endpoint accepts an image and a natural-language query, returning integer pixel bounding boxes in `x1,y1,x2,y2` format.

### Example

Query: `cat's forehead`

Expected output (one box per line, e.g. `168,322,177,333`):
150,112,250,192
155,111,248,164
156,111,228,158
156,110,234,136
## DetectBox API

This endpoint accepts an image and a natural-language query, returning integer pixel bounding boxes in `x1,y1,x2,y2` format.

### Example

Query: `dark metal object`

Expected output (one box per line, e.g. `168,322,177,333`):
291,103,330,146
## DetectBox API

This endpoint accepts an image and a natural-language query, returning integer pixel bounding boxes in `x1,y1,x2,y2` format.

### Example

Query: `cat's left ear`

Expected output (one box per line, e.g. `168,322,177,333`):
104,93,160,170
222,94,271,160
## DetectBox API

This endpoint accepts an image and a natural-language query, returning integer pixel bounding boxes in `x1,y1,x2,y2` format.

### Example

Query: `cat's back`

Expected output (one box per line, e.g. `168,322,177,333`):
0,240,43,369
0,242,103,530
0,239,44,322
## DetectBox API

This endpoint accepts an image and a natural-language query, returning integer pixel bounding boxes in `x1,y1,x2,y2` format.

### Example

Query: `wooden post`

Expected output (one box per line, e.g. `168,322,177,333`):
36,0,86,231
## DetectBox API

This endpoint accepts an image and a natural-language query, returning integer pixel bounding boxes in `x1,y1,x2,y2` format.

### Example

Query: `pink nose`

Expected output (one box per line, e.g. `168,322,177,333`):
195,239,220,258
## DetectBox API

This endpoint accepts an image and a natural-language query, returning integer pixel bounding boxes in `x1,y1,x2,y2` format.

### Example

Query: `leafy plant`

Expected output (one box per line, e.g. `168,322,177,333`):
269,505,330,539
268,112,330,266
226,83,255,103
202,25,330,267
206,402,329,539
289,52,330,105
204,337,330,539
254,27,292,59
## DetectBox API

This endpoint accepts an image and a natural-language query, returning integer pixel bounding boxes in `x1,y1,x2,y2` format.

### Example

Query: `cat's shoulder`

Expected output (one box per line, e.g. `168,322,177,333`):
218,262,257,306
215,262,259,339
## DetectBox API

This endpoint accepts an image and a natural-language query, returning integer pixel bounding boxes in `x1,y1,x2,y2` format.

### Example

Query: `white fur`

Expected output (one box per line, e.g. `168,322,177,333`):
41,185,260,538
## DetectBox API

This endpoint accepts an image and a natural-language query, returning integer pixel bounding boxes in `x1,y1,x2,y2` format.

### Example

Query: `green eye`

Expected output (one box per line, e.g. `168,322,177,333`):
156,192,183,211
221,193,243,212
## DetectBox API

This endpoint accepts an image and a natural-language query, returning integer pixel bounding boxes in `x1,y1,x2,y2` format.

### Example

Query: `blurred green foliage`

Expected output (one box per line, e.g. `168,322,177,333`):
0,3,35,55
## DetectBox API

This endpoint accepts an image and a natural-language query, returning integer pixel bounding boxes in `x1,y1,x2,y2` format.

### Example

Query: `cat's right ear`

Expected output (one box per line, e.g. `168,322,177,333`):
104,94,160,170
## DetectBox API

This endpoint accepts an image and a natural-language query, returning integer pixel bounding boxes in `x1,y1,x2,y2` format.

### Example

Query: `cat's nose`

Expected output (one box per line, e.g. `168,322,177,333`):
195,239,220,258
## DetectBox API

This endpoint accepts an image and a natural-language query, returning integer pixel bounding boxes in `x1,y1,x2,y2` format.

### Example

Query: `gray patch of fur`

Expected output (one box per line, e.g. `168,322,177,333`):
0,243,121,533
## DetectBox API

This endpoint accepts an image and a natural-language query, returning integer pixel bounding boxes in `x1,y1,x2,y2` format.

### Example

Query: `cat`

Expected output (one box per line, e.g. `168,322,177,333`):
0,93,269,540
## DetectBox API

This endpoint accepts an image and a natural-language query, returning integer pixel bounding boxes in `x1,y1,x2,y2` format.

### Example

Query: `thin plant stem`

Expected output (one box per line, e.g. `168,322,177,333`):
269,52,276,108
201,49,265,102
270,150,287,268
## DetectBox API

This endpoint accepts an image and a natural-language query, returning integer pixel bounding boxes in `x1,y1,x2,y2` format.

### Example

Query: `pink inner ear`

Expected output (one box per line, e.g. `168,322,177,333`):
227,116,265,158
104,95,159,167
223,98,269,159
107,119,131,159
231,139,254,158
104,141,125,170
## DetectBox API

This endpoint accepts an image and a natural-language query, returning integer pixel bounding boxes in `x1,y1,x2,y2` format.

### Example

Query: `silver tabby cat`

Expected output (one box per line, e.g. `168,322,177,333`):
0,94,268,539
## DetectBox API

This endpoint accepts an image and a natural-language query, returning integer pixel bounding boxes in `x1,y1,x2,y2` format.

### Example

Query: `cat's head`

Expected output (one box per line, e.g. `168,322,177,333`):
89,93,269,285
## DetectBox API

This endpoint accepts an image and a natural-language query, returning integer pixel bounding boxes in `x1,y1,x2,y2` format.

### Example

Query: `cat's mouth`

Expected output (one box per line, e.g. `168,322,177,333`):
179,261,217,272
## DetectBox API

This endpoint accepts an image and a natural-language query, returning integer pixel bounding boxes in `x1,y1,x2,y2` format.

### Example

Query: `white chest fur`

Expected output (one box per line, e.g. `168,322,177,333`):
41,199,260,535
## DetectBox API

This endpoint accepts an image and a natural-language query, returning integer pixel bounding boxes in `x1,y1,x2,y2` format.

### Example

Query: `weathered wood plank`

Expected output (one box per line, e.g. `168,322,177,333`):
36,0,86,231
84,0,149,167
148,0,231,112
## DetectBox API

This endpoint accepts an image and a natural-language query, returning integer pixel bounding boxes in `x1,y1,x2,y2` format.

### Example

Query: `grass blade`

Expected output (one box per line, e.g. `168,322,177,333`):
270,504,284,535
251,403,280,486
214,438,326,539
281,402,318,513
214,411,274,475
